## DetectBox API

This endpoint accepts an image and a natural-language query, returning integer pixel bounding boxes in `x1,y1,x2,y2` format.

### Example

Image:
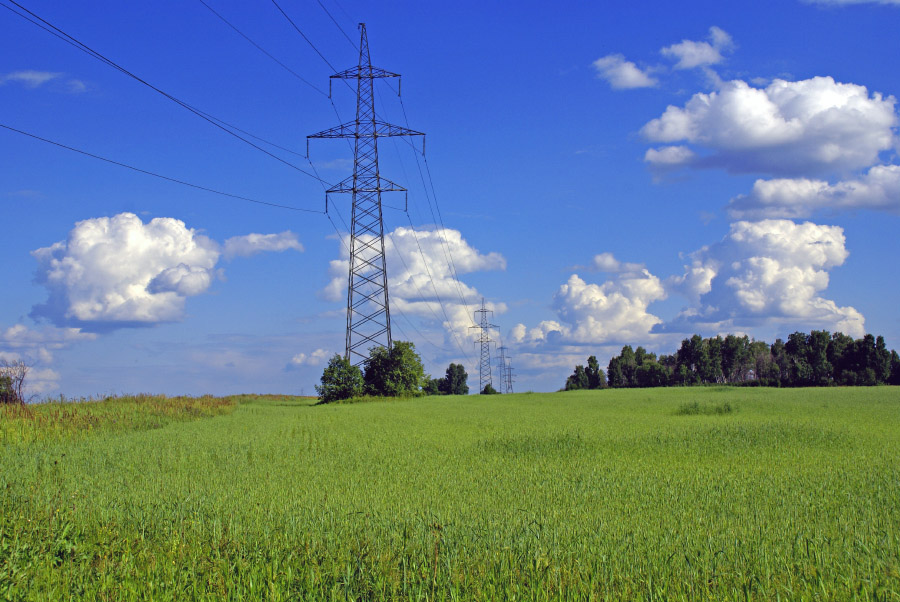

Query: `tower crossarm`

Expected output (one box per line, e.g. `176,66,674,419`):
326,174,407,194
331,66,400,80
307,120,424,140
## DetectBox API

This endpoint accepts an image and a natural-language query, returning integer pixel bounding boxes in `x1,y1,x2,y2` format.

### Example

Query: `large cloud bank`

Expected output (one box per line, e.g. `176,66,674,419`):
728,164,900,219
513,219,864,354
642,76,897,176
31,213,302,329
511,258,666,347
323,226,506,344
666,219,865,337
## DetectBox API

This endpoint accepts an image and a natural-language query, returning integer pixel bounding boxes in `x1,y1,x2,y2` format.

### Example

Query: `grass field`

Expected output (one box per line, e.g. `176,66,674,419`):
2,387,899,601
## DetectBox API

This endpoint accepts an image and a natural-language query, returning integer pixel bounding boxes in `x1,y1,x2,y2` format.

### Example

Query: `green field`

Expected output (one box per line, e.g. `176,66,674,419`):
2,388,899,601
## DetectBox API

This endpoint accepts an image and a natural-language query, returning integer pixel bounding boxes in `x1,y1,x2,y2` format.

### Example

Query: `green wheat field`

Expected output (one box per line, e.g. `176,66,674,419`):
2,387,899,601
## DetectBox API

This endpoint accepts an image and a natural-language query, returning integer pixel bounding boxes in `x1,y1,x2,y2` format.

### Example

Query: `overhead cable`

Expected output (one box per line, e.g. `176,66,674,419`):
0,123,323,213
1,0,328,184
197,0,328,98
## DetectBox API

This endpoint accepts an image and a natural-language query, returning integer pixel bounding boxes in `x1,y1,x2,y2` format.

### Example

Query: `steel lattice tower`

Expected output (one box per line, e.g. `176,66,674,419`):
496,345,509,393
470,298,496,393
308,24,423,364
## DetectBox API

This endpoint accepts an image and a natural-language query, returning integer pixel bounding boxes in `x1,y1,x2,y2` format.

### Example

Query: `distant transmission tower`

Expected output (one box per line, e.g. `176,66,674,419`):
470,298,496,393
496,344,509,393
496,344,516,394
308,24,423,364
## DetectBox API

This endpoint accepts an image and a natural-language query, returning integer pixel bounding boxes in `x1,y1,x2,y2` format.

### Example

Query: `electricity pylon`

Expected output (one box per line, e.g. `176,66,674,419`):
308,24,423,365
496,345,510,393
470,298,496,393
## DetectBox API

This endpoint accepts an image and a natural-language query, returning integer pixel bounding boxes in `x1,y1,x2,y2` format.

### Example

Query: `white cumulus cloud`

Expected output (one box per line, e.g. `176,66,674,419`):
592,54,657,89
323,226,506,344
642,76,898,176
290,348,331,367
661,26,734,70
223,231,303,259
32,213,220,326
31,213,303,330
664,219,865,337
512,254,666,347
644,145,696,168
591,252,645,273
727,164,900,219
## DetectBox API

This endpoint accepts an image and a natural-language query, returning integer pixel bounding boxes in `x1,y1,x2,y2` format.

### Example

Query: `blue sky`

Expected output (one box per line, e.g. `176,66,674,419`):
2,0,899,396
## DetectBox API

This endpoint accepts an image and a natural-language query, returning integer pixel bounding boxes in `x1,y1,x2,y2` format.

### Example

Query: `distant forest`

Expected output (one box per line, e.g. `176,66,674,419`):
564,331,900,390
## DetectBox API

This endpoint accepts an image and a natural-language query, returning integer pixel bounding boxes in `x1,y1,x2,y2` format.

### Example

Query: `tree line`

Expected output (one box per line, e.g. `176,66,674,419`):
564,331,900,390
316,342,470,403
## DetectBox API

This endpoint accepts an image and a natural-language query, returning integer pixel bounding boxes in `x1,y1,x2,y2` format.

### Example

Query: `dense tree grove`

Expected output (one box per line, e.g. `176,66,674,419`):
423,363,469,396
316,341,426,402
564,355,607,391
566,331,900,390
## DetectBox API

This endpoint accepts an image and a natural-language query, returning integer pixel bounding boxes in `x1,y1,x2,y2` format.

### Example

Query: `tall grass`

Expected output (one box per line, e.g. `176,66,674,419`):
2,387,899,600
0,394,239,444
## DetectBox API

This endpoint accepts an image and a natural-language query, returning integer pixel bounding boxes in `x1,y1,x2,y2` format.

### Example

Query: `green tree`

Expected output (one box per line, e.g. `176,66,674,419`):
722,335,751,382
700,336,723,384
785,332,812,386
606,356,625,388
585,355,607,389
481,383,499,395
749,340,773,385
422,375,443,395
315,355,364,403
807,330,833,386
443,363,469,395
828,332,855,385
363,341,425,397
0,375,13,404
565,365,589,391
634,361,670,387
875,336,892,384
619,345,637,387
890,350,900,386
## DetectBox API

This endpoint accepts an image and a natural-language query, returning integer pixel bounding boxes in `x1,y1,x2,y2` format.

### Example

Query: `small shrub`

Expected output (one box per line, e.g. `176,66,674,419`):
675,401,735,416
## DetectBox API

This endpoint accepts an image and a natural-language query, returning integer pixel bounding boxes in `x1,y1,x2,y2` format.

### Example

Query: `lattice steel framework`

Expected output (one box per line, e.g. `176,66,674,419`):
496,345,509,394
470,298,496,393
496,344,514,394
308,24,423,364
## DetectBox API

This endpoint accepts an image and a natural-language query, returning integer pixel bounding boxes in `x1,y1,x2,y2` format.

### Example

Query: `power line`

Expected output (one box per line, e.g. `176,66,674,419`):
0,123,323,213
269,0,339,73
327,0,355,28
376,80,478,328
197,0,328,97
403,213,473,362
386,230,457,354
268,0,357,97
1,0,328,184
314,0,357,51
371,82,478,338
194,0,355,159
